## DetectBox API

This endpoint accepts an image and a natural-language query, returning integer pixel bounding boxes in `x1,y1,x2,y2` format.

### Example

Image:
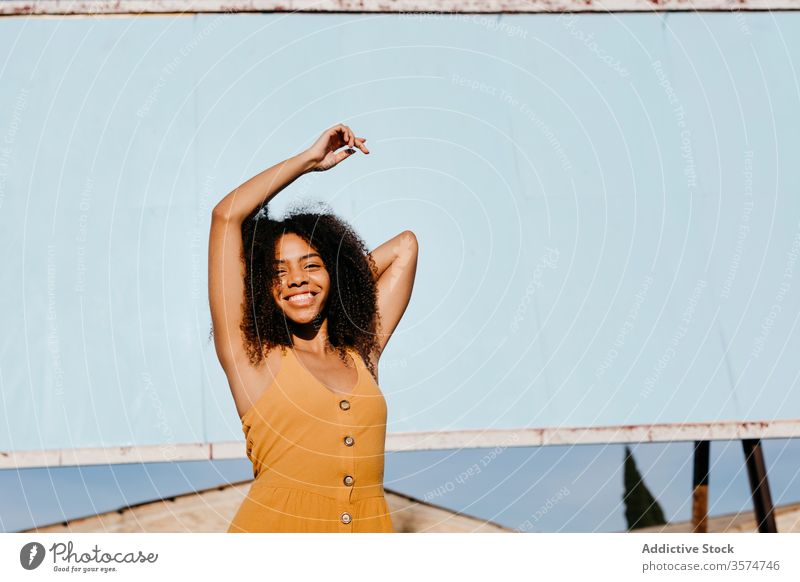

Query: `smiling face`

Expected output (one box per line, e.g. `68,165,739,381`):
270,232,330,324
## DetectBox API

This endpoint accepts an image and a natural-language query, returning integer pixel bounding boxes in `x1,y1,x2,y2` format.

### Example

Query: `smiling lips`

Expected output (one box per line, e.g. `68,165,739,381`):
285,291,316,306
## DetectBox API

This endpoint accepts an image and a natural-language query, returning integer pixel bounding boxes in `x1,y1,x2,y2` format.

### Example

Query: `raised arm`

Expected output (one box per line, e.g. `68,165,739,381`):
209,153,310,372
209,123,368,372
367,230,419,361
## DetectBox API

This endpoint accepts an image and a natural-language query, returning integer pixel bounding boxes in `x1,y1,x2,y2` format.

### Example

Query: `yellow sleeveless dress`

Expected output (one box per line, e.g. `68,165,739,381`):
227,346,394,533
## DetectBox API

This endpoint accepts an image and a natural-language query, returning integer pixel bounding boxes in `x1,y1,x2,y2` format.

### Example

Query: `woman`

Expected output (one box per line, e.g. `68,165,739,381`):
208,124,418,532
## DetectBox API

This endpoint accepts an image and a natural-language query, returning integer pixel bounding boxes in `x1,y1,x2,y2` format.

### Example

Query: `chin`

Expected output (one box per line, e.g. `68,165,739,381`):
286,314,318,325
281,307,324,325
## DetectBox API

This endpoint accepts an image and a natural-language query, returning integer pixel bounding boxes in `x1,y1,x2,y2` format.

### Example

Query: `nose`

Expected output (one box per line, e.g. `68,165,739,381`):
285,264,307,288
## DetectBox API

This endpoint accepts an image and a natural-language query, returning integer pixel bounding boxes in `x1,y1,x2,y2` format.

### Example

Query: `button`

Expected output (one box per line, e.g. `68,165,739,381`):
343,435,354,447
343,475,354,486
340,511,352,524
339,399,351,411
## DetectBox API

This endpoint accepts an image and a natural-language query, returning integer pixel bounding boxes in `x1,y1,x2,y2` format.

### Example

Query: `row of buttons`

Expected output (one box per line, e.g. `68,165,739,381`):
340,399,353,525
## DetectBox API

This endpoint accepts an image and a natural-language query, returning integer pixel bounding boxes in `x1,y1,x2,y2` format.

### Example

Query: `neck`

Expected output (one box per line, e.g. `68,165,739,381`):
289,317,334,354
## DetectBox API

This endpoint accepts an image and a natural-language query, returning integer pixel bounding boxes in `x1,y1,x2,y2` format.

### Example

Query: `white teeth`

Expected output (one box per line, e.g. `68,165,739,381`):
287,292,313,303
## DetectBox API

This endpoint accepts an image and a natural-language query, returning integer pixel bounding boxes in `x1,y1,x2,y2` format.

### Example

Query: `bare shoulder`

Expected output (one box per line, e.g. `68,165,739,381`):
228,345,286,419
262,345,285,378
227,345,284,385
362,346,381,384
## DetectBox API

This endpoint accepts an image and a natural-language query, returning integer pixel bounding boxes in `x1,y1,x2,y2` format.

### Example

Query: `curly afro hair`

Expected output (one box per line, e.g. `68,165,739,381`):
235,199,380,379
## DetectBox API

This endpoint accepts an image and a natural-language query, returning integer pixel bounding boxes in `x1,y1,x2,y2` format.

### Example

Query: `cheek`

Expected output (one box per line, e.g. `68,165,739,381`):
271,281,283,302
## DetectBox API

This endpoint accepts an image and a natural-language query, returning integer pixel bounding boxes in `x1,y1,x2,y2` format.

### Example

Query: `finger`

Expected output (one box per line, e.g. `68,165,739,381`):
329,126,343,146
355,138,369,154
345,126,355,147
335,126,348,147
334,148,356,165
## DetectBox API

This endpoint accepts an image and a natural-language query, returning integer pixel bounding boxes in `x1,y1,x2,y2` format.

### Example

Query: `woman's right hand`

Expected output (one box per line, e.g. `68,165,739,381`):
304,124,369,172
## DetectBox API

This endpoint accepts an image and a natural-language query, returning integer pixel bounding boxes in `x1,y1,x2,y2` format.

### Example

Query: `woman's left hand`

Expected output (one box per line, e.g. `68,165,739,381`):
304,123,369,172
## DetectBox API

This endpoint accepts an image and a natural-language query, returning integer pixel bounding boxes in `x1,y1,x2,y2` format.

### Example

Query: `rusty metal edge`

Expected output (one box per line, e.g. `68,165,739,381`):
385,418,800,451
2,419,799,468
1,0,800,17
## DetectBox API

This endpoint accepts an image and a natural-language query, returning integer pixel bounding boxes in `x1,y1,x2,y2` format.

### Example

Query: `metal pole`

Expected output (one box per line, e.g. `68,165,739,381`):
691,440,710,533
741,438,778,533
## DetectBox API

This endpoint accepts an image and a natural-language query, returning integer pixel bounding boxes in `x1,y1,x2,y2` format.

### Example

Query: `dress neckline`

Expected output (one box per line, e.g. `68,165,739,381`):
289,346,360,398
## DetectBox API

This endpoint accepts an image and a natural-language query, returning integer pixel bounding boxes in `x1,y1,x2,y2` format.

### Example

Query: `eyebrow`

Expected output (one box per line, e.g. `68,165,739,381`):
274,253,322,264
